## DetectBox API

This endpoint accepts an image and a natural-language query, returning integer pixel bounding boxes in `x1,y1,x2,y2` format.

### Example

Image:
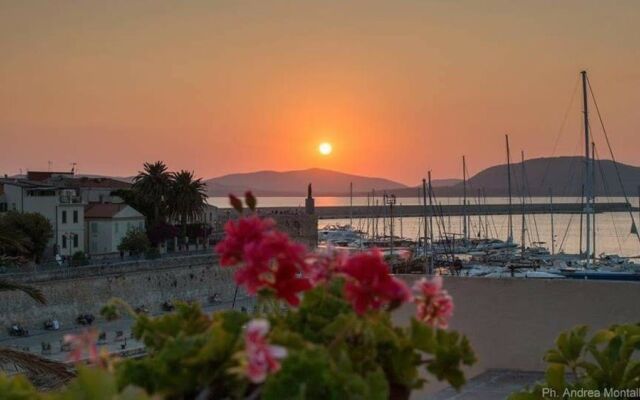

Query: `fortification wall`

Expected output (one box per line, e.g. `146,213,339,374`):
0,255,240,334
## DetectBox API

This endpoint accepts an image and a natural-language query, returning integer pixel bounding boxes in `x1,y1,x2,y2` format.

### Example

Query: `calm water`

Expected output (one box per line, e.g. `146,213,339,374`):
209,196,640,258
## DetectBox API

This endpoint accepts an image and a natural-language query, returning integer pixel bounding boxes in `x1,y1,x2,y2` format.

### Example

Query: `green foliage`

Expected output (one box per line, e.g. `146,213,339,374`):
0,368,151,400
279,280,476,395
143,247,160,260
0,211,53,263
116,303,249,399
71,251,89,267
509,324,640,399
0,270,476,400
117,229,151,256
0,373,41,400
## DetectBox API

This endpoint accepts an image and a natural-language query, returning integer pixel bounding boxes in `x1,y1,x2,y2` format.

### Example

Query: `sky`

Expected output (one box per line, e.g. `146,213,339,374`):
1,0,639,185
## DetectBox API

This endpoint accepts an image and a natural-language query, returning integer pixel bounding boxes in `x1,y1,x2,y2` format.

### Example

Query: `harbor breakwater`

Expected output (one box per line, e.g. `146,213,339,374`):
254,202,634,219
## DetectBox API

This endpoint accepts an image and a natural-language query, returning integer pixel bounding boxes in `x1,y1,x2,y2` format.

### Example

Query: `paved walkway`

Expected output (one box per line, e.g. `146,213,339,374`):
429,369,544,400
0,297,255,363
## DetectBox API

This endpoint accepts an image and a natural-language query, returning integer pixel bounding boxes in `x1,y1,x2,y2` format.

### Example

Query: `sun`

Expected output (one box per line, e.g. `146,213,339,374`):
319,142,332,155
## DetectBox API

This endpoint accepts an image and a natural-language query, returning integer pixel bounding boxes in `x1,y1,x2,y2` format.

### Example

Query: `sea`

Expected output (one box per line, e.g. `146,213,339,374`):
208,196,640,259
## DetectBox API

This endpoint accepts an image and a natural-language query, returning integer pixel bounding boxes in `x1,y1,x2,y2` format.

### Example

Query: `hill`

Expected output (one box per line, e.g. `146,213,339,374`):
388,157,640,197
205,168,409,196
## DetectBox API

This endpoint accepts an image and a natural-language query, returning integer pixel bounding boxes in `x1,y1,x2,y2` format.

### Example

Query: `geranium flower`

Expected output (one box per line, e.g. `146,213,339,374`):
303,246,348,285
413,276,454,329
64,329,99,364
244,319,287,383
215,216,275,266
215,213,312,306
340,249,412,315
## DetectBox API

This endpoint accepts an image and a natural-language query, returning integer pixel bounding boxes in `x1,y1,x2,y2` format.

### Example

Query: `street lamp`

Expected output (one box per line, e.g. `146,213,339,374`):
383,194,396,256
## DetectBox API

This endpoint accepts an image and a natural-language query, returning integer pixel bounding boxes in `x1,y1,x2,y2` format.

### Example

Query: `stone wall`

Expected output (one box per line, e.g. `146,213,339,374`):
267,213,318,248
0,255,242,335
396,276,640,372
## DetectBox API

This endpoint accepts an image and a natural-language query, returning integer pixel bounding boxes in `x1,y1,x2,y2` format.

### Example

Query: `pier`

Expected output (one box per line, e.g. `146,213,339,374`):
256,202,635,220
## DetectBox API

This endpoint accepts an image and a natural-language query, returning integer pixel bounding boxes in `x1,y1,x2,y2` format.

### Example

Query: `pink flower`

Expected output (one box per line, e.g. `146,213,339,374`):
303,246,348,285
215,214,312,306
413,276,454,329
340,249,412,315
64,329,99,364
215,216,275,266
244,319,287,383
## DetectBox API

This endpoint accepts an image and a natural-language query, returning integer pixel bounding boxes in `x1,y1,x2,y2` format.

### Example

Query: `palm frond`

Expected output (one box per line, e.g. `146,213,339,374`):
0,347,74,389
0,279,46,304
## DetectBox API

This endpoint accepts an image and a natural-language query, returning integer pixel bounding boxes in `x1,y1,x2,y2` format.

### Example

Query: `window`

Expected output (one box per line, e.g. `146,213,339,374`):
91,222,98,236
73,234,78,248
0,203,7,212
62,235,67,249
62,210,67,224
115,222,119,233
73,210,78,223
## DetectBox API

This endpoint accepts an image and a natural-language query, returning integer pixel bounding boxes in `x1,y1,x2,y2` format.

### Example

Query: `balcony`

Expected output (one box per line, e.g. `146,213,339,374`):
59,195,82,204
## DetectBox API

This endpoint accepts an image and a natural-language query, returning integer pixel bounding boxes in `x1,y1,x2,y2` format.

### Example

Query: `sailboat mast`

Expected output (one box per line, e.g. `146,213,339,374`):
520,150,526,253
428,171,434,275
462,155,468,241
349,182,353,227
592,141,596,261
422,178,428,261
550,188,555,255
505,134,513,243
581,70,592,268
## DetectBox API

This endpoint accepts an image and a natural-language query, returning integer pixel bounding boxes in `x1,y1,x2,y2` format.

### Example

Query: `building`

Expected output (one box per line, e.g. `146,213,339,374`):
46,175,131,203
0,178,85,257
0,171,135,259
84,203,145,255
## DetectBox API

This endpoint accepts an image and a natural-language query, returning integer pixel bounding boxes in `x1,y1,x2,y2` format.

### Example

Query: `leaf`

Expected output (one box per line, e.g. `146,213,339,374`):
545,363,565,391
410,319,435,353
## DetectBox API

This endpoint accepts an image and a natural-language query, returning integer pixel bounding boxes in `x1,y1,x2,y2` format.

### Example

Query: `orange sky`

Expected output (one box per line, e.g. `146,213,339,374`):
1,1,639,185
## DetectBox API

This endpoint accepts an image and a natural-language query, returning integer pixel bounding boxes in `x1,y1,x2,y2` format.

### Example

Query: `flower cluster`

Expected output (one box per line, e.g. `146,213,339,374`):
243,319,287,383
64,329,100,364
216,215,311,306
303,246,348,285
216,194,453,327
413,276,454,328
340,249,412,315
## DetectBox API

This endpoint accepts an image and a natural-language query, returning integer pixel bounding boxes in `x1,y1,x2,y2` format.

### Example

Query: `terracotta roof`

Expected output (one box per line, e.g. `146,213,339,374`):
68,177,131,189
27,171,73,181
84,203,129,218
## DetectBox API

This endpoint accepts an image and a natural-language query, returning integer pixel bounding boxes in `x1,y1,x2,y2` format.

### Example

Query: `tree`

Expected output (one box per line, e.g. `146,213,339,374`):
0,212,53,263
132,161,172,226
118,229,151,256
167,170,208,247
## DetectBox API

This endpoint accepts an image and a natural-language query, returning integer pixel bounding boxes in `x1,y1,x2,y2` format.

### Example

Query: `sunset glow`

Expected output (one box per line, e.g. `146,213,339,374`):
1,2,639,183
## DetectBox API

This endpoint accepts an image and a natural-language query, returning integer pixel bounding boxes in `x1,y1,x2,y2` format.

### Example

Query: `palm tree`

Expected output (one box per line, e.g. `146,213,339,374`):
0,221,28,253
167,170,208,248
0,279,46,304
132,161,172,226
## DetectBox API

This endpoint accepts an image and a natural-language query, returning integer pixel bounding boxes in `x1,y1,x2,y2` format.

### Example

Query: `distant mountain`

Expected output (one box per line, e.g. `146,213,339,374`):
205,168,409,196
387,157,640,197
